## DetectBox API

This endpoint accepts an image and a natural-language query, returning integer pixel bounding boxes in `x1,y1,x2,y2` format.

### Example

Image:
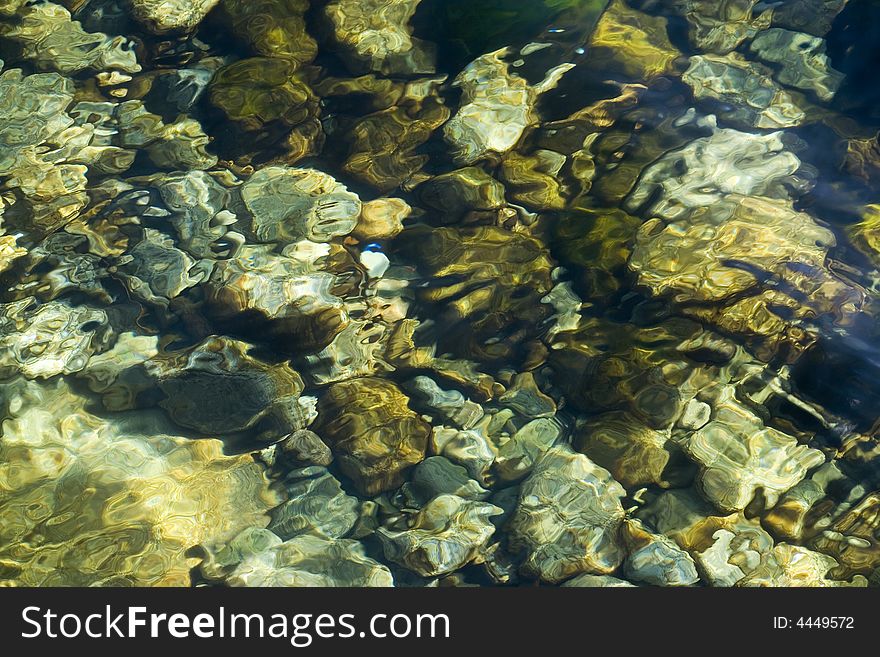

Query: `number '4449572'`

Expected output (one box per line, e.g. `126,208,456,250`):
796,617,854,629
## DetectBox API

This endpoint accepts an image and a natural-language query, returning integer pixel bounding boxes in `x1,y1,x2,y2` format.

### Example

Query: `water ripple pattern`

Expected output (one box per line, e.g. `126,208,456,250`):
0,0,878,588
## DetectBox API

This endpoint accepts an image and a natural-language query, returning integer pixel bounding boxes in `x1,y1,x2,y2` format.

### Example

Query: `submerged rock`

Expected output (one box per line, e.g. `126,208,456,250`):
0,65,116,233
500,149,569,211
624,128,804,220
205,242,350,353
148,59,226,114
628,197,830,305
397,457,490,507
396,224,554,362
116,100,217,170
278,429,333,467
680,386,825,512
561,574,635,587
208,57,322,164
0,298,112,379
552,206,642,302
670,0,772,53
494,418,563,483
339,78,450,192
762,462,846,542
115,228,206,307
215,0,317,64
628,194,859,357
578,105,706,206
844,138,880,190
240,166,361,243
549,316,704,423
300,319,396,386
430,426,497,485
497,372,556,419
0,2,140,78
200,528,394,586
749,28,843,101
691,519,775,586
443,48,573,165
810,491,880,578
377,494,501,577
508,446,626,583
268,466,359,539
147,336,307,440
622,519,700,586
536,81,645,156
586,0,681,81
404,376,484,429
208,56,315,130
770,0,848,36
417,167,506,220
353,197,411,241
0,378,279,586
128,0,219,34
683,53,807,129
636,488,775,586
738,544,866,587
153,170,237,259
0,233,25,274
323,0,435,75
315,377,430,495
574,411,684,490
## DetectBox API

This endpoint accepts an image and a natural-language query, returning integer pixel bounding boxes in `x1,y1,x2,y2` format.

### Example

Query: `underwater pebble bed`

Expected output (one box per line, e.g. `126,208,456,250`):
1,0,880,587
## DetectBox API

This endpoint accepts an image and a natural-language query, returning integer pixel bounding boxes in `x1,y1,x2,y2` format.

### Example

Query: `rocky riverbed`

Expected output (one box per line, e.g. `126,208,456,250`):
1,0,879,587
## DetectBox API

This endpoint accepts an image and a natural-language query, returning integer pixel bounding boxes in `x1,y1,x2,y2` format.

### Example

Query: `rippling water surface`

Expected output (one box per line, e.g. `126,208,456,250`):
1,0,880,587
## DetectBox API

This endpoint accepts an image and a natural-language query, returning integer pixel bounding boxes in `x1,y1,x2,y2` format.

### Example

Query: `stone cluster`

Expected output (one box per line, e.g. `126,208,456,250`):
0,0,876,590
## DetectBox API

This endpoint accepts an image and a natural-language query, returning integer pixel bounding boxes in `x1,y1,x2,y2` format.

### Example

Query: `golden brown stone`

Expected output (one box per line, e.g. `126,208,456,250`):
316,377,430,495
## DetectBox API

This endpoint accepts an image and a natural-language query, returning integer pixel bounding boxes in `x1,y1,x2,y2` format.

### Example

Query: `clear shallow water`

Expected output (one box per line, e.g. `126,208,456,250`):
1,0,879,587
